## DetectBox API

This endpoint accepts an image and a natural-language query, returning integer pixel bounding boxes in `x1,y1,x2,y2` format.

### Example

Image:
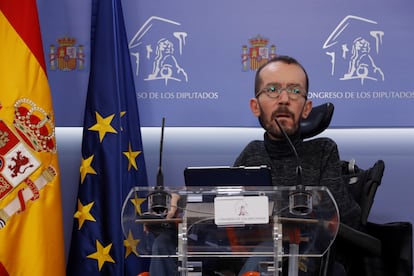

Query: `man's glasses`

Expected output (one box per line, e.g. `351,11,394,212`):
256,83,307,100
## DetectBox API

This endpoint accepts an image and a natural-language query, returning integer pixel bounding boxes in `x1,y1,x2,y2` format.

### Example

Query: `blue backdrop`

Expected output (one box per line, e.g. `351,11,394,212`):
35,1,414,266
37,0,414,128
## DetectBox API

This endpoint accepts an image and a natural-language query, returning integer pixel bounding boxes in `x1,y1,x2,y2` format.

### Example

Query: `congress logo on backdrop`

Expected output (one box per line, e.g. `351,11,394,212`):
322,15,385,85
241,35,277,71
49,36,85,71
129,16,188,85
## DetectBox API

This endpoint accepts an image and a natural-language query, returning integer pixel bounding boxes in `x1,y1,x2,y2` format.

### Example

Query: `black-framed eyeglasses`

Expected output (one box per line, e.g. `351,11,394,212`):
256,83,307,100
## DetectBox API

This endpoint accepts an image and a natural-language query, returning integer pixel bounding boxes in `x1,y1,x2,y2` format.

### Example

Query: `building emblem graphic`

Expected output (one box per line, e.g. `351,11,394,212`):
129,16,188,85
323,15,385,85
49,36,85,71
242,35,277,71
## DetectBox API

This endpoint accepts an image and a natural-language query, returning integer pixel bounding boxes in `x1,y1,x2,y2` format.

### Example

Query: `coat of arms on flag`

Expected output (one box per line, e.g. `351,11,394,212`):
0,98,57,229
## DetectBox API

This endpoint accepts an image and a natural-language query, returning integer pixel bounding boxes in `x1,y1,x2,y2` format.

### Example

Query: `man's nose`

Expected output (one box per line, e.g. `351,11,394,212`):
277,90,290,103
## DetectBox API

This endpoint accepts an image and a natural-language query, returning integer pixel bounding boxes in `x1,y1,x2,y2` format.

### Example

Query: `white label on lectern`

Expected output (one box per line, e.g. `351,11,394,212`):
214,196,269,225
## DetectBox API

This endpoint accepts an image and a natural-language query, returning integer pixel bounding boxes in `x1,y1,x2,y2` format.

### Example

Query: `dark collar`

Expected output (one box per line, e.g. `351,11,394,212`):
264,131,303,159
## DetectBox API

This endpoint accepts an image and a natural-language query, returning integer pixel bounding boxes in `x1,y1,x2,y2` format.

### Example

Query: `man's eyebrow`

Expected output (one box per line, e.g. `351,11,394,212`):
285,82,303,87
263,82,281,87
263,82,303,87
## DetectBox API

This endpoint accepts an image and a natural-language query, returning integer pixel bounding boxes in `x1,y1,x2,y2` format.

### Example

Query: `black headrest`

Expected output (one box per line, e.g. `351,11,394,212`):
300,102,334,139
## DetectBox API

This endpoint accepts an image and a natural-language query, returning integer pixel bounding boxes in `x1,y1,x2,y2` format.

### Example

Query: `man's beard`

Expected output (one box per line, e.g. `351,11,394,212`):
258,106,299,139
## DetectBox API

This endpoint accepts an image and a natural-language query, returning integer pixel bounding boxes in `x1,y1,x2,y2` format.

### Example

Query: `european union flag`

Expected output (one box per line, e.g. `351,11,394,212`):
66,0,149,275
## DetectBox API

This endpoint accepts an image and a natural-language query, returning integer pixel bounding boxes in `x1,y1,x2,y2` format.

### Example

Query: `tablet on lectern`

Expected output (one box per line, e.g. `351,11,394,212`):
183,165,272,187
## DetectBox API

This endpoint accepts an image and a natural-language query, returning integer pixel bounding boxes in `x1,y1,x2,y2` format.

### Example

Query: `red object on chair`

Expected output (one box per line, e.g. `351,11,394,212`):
137,272,149,276
242,271,260,276
241,272,260,276
289,226,301,244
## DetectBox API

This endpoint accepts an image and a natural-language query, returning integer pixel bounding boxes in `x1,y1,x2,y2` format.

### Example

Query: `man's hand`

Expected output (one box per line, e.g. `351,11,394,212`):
166,193,180,219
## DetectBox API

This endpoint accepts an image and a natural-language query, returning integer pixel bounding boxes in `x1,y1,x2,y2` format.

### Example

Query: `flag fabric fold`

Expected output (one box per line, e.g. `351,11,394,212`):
0,1,65,275
66,0,149,275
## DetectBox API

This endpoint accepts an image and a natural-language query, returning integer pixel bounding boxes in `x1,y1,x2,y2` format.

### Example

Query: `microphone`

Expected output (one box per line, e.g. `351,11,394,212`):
148,117,171,215
274,118,312,215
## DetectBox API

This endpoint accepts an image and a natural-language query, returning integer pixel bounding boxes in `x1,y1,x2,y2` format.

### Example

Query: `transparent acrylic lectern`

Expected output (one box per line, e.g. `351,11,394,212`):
122,186,339,276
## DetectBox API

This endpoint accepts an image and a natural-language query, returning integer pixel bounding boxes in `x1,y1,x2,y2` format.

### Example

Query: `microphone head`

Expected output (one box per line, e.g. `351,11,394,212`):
148,188,171,215
289,186,312,216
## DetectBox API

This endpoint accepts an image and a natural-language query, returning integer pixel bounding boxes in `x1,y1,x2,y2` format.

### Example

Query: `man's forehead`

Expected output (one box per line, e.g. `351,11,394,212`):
260,62,306,85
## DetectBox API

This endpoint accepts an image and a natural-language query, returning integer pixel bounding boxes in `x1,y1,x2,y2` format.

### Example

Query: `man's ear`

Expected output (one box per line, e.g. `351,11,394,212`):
301,100,313,119
249,98,260,117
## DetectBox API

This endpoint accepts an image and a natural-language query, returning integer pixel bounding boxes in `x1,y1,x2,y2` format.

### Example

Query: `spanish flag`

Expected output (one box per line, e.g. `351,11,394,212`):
0,1,65,275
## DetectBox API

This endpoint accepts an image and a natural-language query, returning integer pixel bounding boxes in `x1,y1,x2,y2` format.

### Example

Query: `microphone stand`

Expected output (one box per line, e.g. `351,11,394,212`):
148,117,171,216
274,118,313,276
274,118,312,216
